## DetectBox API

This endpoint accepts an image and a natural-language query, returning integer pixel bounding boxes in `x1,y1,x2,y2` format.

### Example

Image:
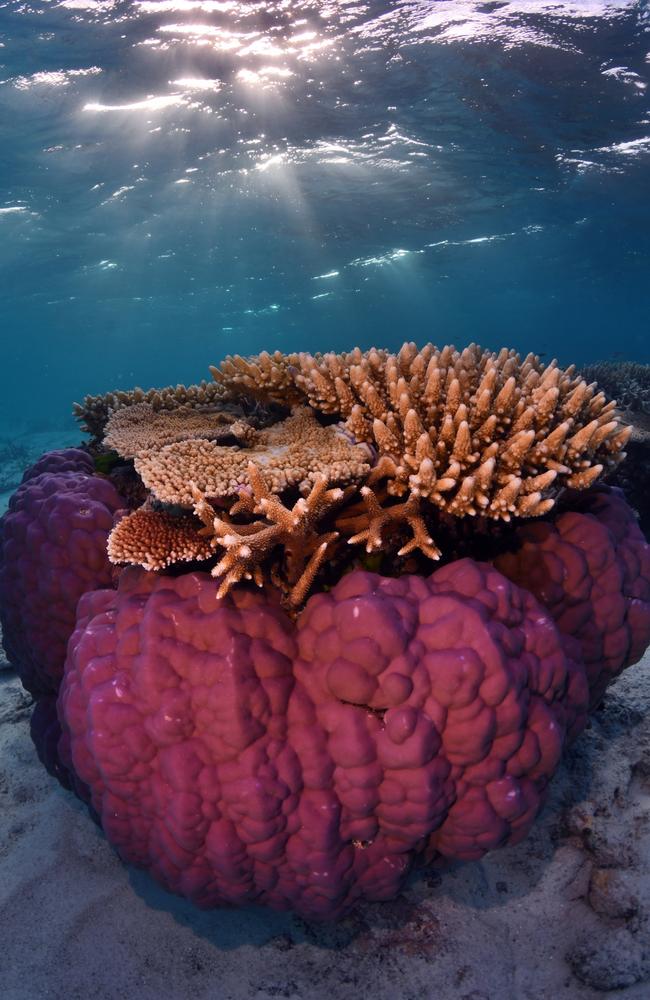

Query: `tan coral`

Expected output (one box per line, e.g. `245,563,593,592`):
134,406,372,507
347,486,441,560
191,463,345,607
108,508,215,571
73,380,228,441
211,343,629,521
209,351,305,407
94,342,632,608
104,403,254,459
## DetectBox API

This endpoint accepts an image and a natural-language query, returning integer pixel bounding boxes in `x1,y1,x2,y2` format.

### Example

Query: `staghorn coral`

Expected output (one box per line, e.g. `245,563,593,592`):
212,344,630,518
190,463,348,607
347,486,441,561
104,402,256,459
133,406,372,507
73,380,228,441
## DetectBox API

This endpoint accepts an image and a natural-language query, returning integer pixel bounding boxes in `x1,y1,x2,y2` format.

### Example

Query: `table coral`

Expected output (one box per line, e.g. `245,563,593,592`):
132,406,372,508
104,402,253,458
73,380,228,442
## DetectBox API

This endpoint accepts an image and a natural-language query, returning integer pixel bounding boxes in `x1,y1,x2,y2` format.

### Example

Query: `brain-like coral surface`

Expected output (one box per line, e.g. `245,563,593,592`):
60,559,587,920
495,487,650,707
19,447,94,483
0,451,124,696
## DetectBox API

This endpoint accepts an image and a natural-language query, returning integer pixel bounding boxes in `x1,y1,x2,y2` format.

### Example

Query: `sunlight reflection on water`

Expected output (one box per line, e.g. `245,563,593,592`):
0,0,648,430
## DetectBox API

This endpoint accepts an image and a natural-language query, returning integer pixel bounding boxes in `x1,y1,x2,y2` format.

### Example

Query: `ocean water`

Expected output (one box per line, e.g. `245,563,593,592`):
1,0,649,439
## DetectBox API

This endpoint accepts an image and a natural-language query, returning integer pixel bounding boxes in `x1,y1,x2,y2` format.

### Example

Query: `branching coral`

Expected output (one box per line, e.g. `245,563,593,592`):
347,487,440,560
189,463,347,607
580,360,650,416
212,344,629,518
209,350,305,406
578,360,650,538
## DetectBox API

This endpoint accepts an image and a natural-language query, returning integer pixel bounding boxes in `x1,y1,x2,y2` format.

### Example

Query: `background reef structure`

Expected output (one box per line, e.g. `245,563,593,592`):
1,341,650,920
579,360,650,539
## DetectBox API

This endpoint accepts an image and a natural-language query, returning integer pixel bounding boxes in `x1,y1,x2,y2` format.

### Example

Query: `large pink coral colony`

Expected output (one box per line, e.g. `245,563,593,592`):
1,347,650,921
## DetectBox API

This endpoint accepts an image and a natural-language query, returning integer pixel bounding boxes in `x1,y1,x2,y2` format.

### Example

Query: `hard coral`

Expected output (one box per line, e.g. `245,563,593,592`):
495,487,650,707
578,360,650,538
104,402,253,459
192,464,347,607
0,451,124,695
101,344,632,607
73,380,227,442
133,406,372,507
213,344,629,514
580,360,650,416
107,507,216,571
59,559,586,920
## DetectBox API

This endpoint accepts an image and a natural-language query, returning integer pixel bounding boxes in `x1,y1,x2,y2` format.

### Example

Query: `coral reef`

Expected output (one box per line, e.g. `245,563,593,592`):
580,360,650,416
101,344,632,607
1,341,649,921
59,560,586,920
579,360,650,539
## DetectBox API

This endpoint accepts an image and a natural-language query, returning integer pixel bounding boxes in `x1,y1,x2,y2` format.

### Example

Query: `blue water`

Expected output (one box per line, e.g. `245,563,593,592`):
1,0,649,436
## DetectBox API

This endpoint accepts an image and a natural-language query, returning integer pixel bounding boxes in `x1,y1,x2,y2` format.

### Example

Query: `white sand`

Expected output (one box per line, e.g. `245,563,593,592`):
1,645,649,1000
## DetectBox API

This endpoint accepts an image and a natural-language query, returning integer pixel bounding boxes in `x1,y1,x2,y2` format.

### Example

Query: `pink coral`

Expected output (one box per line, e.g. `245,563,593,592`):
0,451,124,696
495,487,650,707
2,441,649,920
60,560,587,920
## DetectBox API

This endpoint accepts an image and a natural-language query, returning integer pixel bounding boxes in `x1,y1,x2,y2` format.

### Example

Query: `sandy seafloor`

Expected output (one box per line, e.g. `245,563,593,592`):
1,632,650,1000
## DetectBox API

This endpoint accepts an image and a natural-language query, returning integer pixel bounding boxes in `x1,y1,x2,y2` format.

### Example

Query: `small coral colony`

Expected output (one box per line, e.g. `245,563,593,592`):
1,343,649,919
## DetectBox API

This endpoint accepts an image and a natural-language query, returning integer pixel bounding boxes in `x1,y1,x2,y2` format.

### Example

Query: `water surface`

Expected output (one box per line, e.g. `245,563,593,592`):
1,0,648,433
